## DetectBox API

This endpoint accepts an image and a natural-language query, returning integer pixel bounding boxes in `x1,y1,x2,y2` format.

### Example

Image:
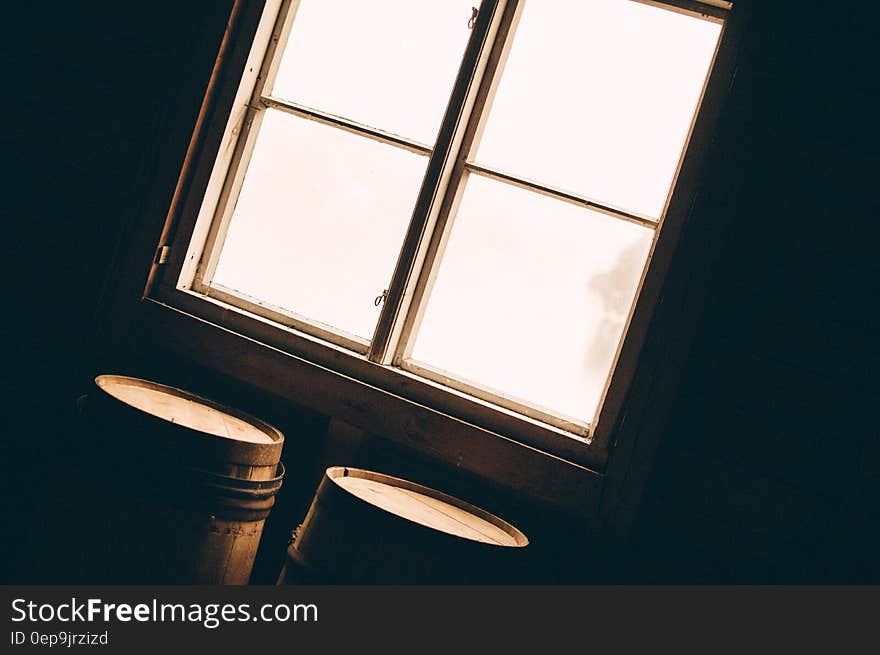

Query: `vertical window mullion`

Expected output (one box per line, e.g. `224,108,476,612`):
383,0,524,367
189,0,299,292
367,0,509,364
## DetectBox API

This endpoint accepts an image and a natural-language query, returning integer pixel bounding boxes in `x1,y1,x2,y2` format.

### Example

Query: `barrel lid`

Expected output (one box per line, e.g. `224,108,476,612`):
328,467,528,548
94,375,280,445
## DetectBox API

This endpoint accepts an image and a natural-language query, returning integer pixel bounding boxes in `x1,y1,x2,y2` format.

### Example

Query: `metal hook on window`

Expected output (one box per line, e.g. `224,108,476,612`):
374,289,388,307
468,6,479,29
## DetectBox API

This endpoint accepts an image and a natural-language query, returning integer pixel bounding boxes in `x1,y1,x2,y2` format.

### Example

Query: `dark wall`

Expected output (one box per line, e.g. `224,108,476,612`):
2,1,241,583
2,1,877,583
622,1,880,582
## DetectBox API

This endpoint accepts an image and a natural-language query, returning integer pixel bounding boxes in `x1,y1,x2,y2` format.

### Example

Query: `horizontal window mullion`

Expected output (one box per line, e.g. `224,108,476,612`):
464,161,659,230
401,359,591,439
634,0,730,22
261,95,433,156
206,282,370,354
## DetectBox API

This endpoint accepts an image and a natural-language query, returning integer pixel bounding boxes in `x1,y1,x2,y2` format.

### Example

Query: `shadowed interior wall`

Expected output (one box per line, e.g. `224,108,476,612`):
619,1,879,583
2,1,877,583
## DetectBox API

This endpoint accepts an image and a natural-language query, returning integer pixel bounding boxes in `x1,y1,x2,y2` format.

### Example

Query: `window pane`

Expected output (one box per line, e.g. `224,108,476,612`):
271,0,474,145
474,0,722,219
409,175,653,424
212,110,427,340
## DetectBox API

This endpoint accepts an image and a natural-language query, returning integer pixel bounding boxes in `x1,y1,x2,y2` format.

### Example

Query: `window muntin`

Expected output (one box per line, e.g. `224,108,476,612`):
177,0,727,446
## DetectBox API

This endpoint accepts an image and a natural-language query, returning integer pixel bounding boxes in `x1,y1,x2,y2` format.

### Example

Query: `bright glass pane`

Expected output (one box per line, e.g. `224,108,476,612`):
271,0,474,145
212,110,427,340
474,0,722,219
409,175,653,423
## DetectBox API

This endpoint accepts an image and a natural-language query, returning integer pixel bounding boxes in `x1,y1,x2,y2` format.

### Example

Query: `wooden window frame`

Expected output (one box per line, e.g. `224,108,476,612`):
121,0,745,517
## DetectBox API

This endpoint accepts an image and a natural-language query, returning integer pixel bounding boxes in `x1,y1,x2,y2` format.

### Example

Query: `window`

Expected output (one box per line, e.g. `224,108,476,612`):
148,0,735,472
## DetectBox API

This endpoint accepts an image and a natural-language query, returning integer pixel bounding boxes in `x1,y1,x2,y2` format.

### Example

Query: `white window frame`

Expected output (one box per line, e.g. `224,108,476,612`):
135,0,742,513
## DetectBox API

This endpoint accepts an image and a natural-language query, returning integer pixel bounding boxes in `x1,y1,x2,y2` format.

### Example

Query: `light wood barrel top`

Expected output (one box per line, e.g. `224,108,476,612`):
96,376,276,445
331,469,527,547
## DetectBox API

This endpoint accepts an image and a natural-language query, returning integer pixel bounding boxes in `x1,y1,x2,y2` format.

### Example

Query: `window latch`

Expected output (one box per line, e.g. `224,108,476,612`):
374,289,388,307
468,6,479,29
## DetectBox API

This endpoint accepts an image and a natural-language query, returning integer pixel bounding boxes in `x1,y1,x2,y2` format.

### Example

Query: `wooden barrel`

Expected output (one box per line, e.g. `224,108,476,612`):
77,374,285,584
278,466,528,584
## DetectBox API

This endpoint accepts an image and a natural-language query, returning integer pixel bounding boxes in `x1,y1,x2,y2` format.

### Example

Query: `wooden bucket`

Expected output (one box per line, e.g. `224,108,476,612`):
278,466,528,584
77,374,285,584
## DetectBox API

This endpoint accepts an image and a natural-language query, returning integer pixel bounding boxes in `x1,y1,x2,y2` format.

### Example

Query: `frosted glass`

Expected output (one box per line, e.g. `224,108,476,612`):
474,0,722,219
271,0,474,145
410,175,654,423
213,110,427,340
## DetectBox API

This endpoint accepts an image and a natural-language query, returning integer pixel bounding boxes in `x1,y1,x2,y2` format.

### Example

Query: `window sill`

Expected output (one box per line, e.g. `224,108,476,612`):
134,291,604,517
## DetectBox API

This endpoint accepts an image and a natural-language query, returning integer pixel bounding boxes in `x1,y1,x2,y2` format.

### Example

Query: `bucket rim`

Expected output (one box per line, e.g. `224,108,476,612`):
93,374,285,446
324,466,529,548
